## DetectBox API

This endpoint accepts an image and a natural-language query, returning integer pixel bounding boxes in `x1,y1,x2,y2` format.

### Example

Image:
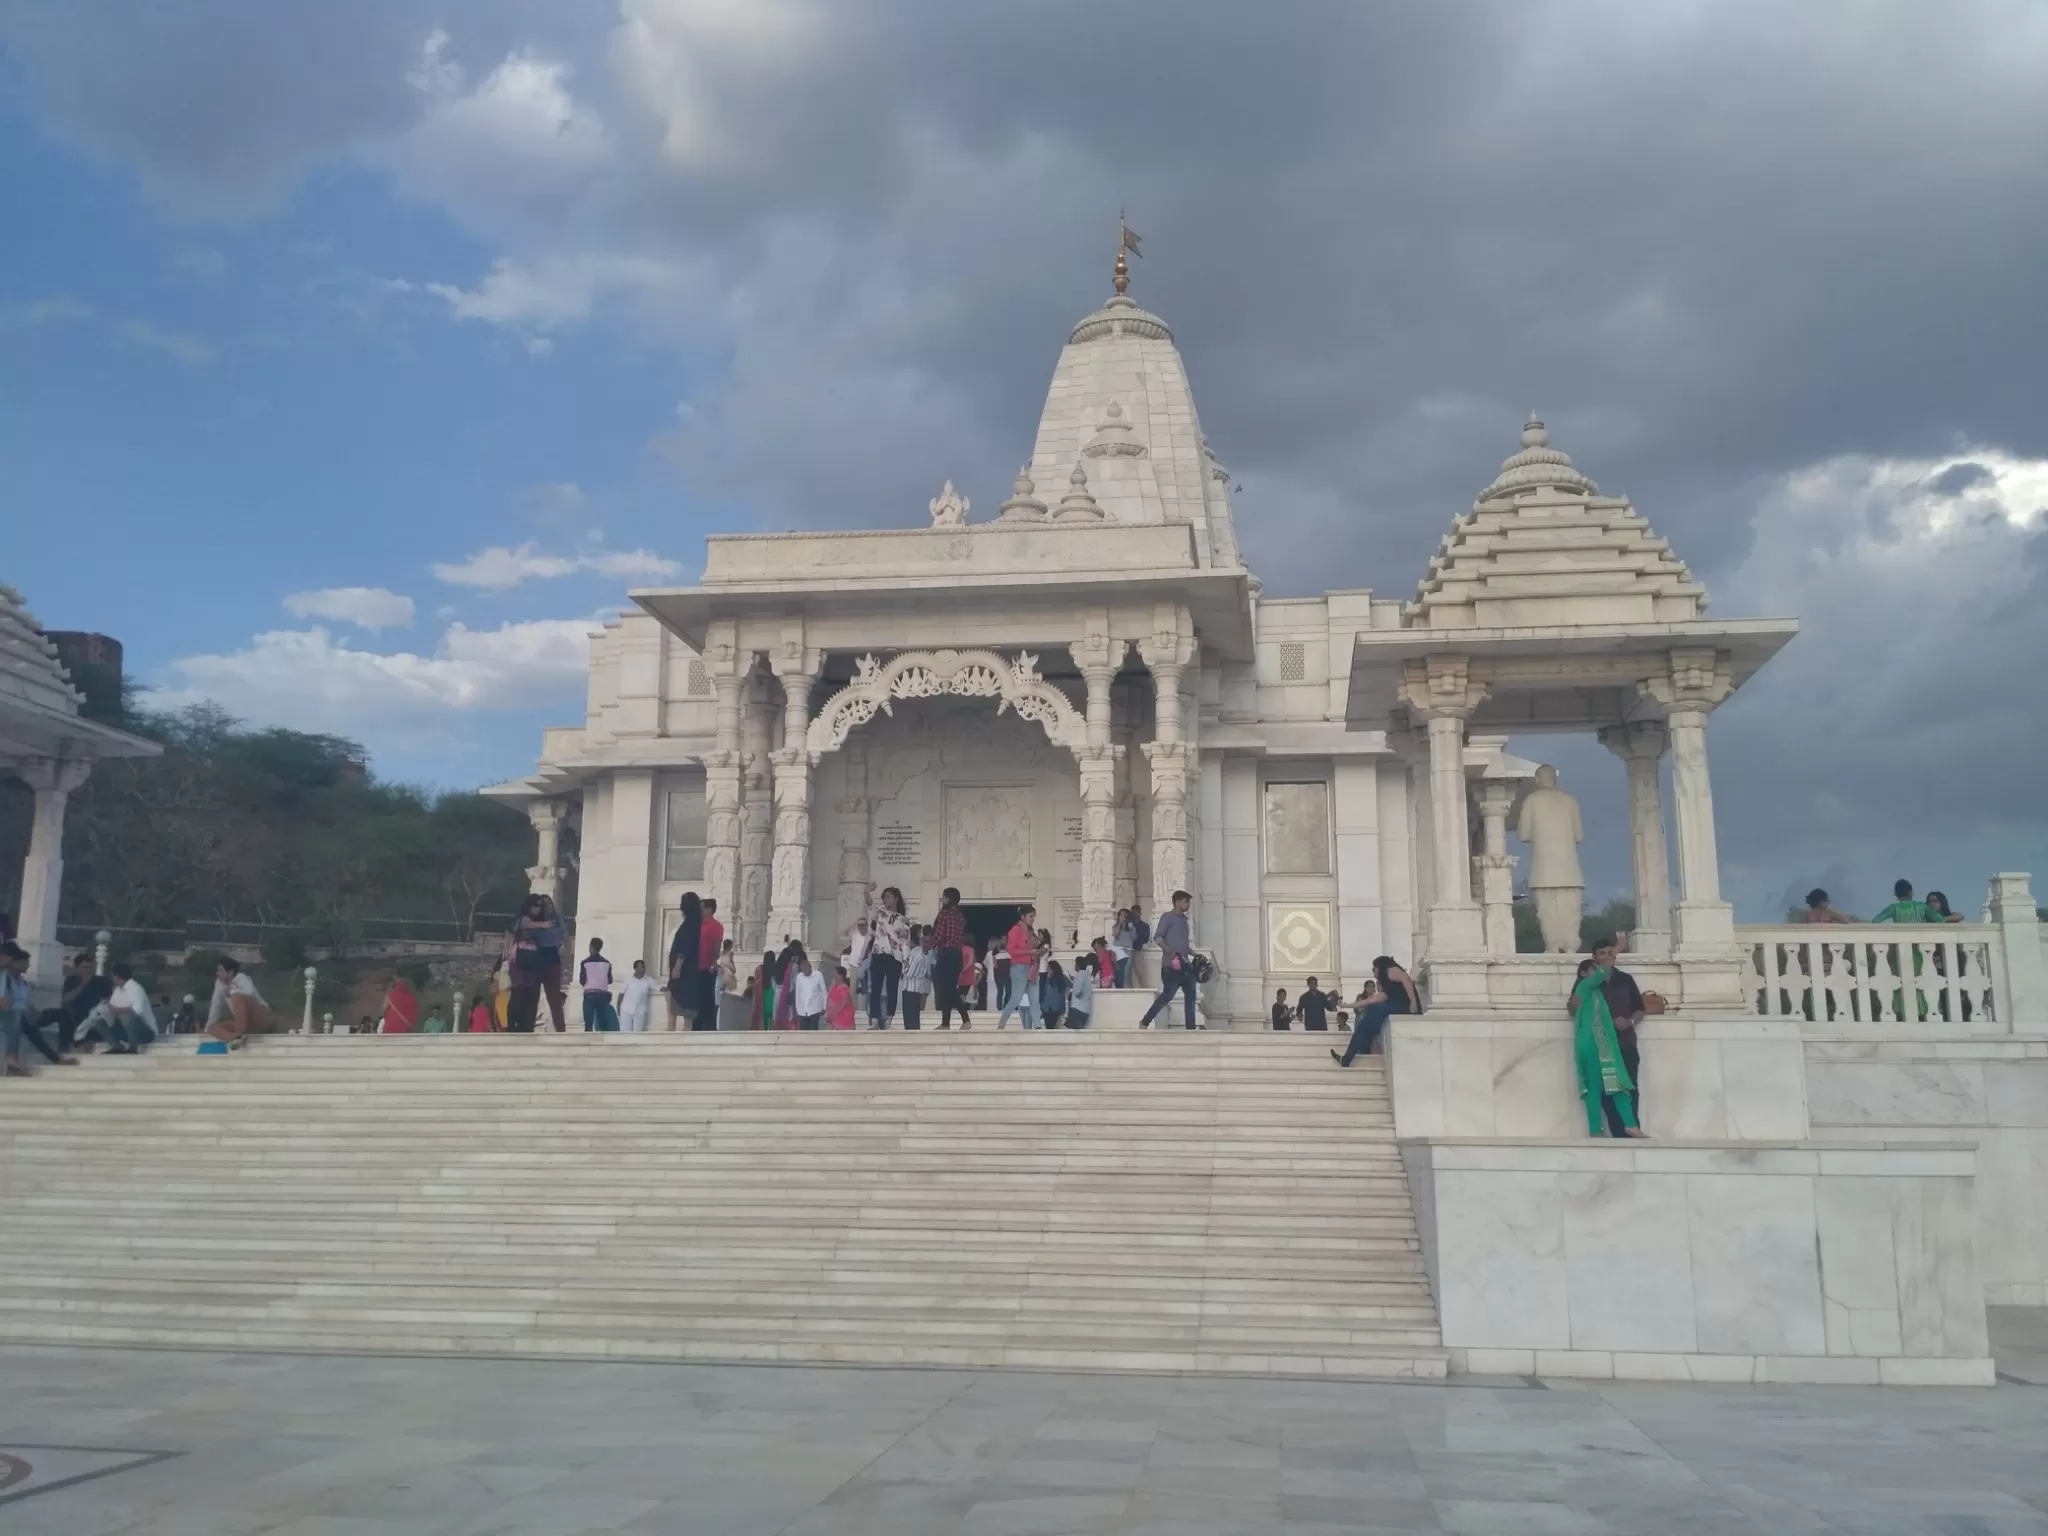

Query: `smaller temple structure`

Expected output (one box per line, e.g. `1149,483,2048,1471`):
0,586,159,986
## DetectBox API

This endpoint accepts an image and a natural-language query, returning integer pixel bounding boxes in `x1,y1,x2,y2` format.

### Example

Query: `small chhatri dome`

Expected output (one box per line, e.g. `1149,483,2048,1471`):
1477,411,1599,502
996,465,1049,523
1053,460,1105,524
0,583,86,718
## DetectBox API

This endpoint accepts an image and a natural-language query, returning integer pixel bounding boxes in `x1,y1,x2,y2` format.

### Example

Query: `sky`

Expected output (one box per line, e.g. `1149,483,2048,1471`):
3,0,2046,920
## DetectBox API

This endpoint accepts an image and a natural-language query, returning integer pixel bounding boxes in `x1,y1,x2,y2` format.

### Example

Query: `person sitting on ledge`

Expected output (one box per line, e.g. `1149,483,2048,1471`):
205,957,276,1044
1333,957,1419,1067
1570,955,1646,1138
2,943,78,1074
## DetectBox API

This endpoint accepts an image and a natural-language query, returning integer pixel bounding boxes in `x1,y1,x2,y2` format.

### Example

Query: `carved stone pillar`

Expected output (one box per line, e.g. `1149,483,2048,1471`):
835,739,871,946
700,621,746,921
1472,779,1519,960
1112,678,1139,912
1599,719,1674,959
738,668,775,953
1073,616,1122,945
1139,617,1197,908
1400,657,1489,966
767,635,821,946
1642,649,1735,961
16,758,90,989
526,798,569,900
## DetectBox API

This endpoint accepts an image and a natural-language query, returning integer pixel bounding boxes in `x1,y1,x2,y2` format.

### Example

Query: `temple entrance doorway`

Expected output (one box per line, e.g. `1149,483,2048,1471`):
962,903,1025,1010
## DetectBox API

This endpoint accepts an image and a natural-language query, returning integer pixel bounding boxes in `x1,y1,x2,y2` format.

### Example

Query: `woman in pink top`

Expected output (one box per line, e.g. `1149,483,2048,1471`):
826,966,857,1030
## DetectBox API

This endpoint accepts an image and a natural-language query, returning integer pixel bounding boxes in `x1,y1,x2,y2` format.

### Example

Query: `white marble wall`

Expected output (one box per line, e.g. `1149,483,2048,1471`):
1806,1038,2048,1306
1401,1138,1993,1384
1390,1015,1810,1141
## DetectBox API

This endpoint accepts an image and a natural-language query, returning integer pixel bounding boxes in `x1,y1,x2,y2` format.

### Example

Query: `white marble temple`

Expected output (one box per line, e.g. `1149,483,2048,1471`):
1402,1138,1993,1384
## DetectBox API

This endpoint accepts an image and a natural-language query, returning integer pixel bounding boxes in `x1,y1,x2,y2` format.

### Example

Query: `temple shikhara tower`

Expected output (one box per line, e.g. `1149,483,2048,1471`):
489,250,1800,1025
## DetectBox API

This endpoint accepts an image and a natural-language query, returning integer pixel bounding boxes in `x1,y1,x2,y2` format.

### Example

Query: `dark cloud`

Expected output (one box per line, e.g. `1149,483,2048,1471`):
9,0,2048,910
1929,462,1994,496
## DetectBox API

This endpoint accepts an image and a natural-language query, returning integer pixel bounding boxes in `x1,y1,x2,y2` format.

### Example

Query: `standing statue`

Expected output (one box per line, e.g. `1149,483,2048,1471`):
1516,763,1584,953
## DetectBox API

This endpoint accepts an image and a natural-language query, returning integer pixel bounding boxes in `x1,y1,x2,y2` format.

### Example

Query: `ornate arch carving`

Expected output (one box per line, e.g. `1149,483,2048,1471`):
806,649,1087,758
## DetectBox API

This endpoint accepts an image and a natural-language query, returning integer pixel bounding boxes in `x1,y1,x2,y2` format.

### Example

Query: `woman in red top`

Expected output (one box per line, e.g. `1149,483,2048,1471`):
380,978,421,1034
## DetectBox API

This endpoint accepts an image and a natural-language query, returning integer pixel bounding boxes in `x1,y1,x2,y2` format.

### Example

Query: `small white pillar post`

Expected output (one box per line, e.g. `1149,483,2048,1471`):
301,966,317,1034
16,758,91,989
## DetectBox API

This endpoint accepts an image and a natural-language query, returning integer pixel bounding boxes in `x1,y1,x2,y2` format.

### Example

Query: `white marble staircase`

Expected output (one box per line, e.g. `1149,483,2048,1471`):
0,1032,1443,1379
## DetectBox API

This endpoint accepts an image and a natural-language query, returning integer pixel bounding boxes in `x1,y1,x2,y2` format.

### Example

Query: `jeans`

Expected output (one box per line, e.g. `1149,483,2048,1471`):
798,1013,822,1031
4,1010,62,1063
1339,1002,1393,1064
582,994,619,1032
901,991,925,1030
1602,1029,1643,1136
867,954,901,1026
1113,955,1131,988
998,977,1038,1029
1139,961,1198,1029
695,973,719,1031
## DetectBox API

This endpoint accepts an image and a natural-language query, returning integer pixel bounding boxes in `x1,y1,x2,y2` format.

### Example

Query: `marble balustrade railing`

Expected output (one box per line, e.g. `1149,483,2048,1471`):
1739,925,2003,1028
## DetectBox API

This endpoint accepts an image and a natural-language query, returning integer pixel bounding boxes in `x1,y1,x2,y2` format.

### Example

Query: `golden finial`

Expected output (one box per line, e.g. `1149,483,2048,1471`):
1114,212,1142,295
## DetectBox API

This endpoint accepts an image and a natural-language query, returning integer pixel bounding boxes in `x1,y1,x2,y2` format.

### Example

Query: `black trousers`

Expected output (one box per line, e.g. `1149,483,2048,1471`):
1603,1029,1643,1136
867,954,901,1025
902,992,924,1030
933,949,970,1027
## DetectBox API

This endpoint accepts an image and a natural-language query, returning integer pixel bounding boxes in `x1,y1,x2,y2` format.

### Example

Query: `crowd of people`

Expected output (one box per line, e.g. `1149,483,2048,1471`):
456,885,1207,1034
2,945,265,1075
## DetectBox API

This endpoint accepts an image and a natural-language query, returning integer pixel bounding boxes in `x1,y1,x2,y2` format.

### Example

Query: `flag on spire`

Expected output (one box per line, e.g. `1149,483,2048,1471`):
1114,214,1142,295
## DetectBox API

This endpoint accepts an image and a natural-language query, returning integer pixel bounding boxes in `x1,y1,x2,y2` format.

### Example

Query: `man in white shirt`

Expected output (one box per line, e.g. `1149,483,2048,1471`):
618,960,658,1033
104,962,158,1052
205,958,274,1043
790,956,828,1030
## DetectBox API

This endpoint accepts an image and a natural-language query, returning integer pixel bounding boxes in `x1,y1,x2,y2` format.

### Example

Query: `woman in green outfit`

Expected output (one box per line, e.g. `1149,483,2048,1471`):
1571,958,1647,1138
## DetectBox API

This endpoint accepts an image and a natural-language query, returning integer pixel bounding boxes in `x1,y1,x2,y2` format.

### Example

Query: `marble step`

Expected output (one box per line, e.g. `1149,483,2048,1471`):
0,1263,1433,1316
2,1198,1421,1237
0,1318,1444,1381
0,1251,1431,1298
2,1032,1433,1377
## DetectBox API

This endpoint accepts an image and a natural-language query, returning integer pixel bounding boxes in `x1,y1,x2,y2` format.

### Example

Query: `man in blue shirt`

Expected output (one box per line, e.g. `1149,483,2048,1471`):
1137,891,1198,1030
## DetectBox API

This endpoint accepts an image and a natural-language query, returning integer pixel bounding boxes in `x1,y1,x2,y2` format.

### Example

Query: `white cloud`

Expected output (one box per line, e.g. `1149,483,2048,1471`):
159,618,600,732
281,585,416,629
430,540,685,590
1,294,94,328
620,0,823,169
117,317,215,364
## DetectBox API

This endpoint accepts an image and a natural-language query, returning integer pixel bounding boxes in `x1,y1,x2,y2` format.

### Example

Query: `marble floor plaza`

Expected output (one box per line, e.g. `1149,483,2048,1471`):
2,1329,2046,1536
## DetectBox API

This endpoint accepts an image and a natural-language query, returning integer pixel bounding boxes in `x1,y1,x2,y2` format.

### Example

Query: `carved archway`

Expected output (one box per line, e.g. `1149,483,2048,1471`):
805,649,1087,758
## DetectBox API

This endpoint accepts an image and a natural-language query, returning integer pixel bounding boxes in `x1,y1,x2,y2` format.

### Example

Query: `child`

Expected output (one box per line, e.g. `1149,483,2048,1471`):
1271,988,1292,1031
466,993,497,1032
1068,953,1095,1030
791,955,827,1031
901,925,932,1031
578,938,618,1032
1090,936,1118,989
1040,959,1068,1029
826,965,857,1030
